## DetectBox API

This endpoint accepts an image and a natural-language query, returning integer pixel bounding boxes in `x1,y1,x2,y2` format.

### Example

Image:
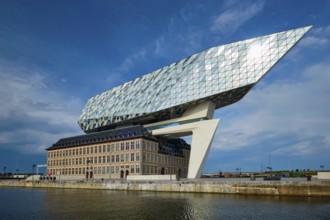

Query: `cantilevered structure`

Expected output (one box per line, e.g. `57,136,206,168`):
78,26,312,179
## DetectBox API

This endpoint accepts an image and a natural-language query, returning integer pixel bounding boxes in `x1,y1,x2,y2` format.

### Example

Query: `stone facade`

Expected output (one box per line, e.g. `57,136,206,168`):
46,126,190,179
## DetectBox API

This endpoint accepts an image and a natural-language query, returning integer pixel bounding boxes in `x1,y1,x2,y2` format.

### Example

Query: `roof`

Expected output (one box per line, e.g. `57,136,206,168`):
47,125,154,151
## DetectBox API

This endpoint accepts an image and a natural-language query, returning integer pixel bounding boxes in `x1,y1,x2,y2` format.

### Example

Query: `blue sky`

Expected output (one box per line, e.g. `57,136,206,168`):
0,0,329,173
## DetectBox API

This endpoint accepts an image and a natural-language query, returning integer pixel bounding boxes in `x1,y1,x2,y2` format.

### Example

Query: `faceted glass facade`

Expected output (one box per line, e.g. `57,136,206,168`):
79,26,311,133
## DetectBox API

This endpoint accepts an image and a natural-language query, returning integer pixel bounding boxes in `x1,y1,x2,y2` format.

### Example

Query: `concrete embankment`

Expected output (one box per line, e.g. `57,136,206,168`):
1,179,330,197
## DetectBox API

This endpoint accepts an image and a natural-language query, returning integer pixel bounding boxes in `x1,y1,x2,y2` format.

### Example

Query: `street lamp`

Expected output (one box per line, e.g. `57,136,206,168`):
86,160,91,180
32,164,36,183
3,166,7,176
236,168,241,177
266,166,272,172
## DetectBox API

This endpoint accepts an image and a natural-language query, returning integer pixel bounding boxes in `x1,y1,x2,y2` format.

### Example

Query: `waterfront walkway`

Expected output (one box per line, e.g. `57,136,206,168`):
1,177,330,197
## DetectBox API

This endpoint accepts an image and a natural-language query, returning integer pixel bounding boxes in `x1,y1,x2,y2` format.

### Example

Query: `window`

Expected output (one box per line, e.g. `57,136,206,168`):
136,153,140,161
91,147,93,154
87,147,89,154
102,166,105,174
126,142,129,150
106,166,110,174
94,146,97,153
143,153,146,162
98,167,101,174
111,166,114,174
147,153,150,162
131,153,134,162
126,153,129,162
107,155,110,163
107,145,110,152
136,141,140,149
111,155,115,163
98,156,101,163
83,148,85,155
116,143,119,151
121,143,124,151
135,164,140,173
99,146,102,153
131,142,134,150
103,145,106,153
116,166,119,173
102,156,106,163
121,154,124,162
116,155,119,162
131,165,134,174
94,156,97,164
111,144,115,152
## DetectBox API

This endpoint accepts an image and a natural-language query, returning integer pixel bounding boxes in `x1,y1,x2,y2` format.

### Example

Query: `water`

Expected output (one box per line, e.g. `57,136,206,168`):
0,187,329,220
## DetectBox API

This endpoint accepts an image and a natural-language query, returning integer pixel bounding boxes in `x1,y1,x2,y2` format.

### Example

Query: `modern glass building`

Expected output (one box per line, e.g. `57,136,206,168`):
78,26,312,133
48,26,312,179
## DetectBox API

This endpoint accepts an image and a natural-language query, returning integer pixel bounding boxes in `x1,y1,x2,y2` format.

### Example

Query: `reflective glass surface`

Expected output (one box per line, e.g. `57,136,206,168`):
79,26,311,132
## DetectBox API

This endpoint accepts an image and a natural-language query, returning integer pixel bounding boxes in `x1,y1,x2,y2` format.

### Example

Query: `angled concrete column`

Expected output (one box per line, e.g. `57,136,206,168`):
151,119,220,179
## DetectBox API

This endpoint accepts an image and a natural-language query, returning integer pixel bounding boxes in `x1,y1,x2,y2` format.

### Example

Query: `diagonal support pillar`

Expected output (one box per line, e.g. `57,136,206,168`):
151,119,220,179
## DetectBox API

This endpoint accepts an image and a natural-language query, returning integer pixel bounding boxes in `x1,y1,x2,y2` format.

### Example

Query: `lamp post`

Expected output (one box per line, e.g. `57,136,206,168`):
169,153,173,181
266,166,272,176
86,160,91,181
236,168,241,177
3,166,7,176
32,164,36,183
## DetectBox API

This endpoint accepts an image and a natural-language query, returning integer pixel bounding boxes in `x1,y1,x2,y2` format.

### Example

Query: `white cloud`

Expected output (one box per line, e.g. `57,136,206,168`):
0,59,83,155
300,25,330,47
106,47,148,87
212,61,330,159
272,141,312,156
211,1,265,35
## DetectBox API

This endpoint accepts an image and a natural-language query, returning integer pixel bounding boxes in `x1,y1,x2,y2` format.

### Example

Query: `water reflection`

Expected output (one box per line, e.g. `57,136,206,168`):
1,187,329,219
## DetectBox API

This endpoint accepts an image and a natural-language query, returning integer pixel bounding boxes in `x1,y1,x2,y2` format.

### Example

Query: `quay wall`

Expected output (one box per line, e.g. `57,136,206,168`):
1,180,330,197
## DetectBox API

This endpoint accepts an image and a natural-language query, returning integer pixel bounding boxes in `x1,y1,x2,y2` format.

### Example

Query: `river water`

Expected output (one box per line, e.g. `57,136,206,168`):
0,187,329,219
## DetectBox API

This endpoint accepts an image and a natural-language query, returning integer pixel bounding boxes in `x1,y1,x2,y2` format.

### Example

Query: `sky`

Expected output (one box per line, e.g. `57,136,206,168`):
0,0,329,174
